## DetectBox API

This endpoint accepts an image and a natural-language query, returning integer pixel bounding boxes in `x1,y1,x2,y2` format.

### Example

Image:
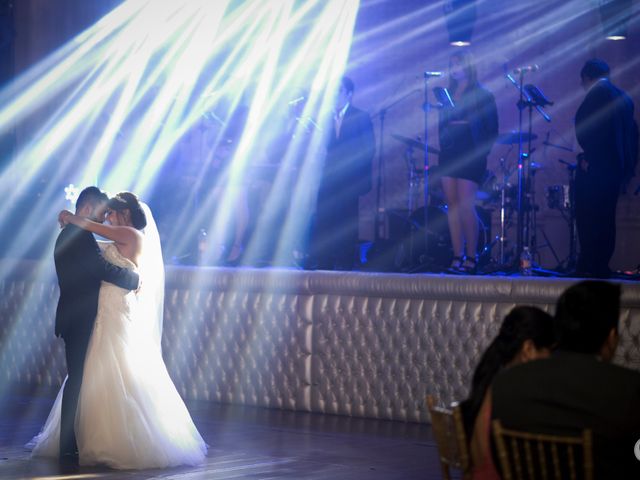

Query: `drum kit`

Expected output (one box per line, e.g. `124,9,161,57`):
373,64,566,274
389,128,576,273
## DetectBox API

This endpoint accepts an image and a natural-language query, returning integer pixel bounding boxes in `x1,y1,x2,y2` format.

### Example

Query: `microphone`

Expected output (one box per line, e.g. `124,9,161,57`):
433,87,455,108
424,71,443,78
513,65,539,74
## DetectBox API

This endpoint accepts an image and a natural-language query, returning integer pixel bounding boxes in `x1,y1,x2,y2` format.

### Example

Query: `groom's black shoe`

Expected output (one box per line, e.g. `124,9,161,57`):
59,452,79,466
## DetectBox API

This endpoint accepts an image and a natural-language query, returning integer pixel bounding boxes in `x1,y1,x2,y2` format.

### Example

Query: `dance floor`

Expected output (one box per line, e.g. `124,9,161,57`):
0,390,440,480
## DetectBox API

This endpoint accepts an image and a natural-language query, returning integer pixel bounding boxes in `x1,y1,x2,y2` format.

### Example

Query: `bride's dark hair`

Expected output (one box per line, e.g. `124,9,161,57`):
460,306,554,435
107,192,147,230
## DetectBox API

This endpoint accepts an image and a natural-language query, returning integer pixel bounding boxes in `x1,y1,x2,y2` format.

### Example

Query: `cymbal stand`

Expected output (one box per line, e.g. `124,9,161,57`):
398,73,441,273
404,144,420,262
525,152,536,256
371,89,420,243
422,72,441,267
375,107,387,243
497,156,511,264
527,159,548,264
482,155,516,272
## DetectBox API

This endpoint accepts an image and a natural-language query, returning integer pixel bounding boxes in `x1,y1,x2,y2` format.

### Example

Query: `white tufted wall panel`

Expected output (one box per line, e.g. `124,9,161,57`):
1,261,639,424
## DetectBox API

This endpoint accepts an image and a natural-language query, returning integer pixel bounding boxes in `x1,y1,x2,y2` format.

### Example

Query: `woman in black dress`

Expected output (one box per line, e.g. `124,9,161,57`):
438,51,498,273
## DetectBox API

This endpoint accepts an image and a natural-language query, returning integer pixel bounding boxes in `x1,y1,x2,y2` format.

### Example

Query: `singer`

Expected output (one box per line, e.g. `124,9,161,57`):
437,51,498,274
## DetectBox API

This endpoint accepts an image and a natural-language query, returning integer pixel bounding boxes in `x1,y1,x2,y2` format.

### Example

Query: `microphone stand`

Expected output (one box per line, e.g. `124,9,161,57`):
371,89,420,243
504,71,551,268
422,73,439,270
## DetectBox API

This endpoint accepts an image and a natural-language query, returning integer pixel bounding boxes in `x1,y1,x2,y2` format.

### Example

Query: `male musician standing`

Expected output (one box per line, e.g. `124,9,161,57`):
574,59,638,278
311,77,375,270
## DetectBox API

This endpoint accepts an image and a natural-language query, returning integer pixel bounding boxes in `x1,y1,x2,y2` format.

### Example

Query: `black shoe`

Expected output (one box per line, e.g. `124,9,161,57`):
458,256,478,275
446,256,465,274
59,452,79,468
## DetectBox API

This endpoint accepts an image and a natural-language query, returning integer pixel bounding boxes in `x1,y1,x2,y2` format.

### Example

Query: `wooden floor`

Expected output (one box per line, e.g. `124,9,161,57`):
0,390,447,479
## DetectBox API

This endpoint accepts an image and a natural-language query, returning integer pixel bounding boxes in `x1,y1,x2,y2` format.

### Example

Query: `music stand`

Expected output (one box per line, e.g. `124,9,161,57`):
504,71,552,268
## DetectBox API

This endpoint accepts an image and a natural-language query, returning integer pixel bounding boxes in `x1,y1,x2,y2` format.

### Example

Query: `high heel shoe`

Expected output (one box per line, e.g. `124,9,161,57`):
458,256,478,275
446,256,465,274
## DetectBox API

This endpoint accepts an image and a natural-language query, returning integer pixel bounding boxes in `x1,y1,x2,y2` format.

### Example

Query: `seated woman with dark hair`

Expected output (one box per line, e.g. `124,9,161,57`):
461,306,555,480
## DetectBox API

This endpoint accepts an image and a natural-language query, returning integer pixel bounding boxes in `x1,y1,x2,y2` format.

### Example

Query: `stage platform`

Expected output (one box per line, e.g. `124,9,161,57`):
1,261,639,425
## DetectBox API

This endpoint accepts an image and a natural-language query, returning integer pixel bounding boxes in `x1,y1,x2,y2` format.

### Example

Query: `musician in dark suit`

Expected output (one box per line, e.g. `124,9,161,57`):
574,59,639,278
54,186,139,464
492,281,640,479
312,76,375,270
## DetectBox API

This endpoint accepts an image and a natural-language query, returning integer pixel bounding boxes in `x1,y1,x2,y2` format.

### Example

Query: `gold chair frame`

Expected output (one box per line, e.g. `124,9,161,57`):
492,419,594,480
426,395,472,480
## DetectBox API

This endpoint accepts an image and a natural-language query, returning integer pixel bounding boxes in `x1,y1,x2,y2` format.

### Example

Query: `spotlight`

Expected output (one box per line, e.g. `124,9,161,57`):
443,0,476,46
599,0,631,40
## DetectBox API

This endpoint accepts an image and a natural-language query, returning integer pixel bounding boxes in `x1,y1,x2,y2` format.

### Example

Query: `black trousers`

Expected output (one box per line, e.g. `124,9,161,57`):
575,169,620,277
60,324,93,458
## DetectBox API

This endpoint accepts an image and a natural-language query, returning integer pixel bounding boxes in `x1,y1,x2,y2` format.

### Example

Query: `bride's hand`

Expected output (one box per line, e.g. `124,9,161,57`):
58,210,74,228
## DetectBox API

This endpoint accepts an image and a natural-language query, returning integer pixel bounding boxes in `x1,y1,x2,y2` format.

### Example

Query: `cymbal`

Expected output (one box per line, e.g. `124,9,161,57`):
391,134,440,154
496,132,538,145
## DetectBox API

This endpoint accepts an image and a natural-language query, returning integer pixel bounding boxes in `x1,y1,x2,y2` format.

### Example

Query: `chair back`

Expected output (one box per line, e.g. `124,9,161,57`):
492,419,594,480
426,395,471,480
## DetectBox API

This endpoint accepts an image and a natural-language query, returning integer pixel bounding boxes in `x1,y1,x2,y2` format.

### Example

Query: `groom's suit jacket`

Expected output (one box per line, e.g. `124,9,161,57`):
54,224,139,339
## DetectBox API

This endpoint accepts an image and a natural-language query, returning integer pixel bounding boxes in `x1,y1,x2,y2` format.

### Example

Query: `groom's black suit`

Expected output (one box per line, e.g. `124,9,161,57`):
54,224,139,459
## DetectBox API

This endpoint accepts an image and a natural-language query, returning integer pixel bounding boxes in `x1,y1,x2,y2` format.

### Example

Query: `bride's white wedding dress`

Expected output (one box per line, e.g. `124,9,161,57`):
29,210,207,469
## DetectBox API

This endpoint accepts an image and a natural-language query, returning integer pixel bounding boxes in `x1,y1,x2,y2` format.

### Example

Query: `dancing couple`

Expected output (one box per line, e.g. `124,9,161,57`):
28,187,207,470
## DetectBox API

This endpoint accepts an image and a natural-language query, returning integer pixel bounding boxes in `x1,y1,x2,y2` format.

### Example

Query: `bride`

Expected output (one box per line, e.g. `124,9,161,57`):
29,192,207,469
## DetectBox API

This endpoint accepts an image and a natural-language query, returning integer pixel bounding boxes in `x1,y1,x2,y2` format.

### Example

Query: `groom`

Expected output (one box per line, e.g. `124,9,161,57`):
54,186,140,465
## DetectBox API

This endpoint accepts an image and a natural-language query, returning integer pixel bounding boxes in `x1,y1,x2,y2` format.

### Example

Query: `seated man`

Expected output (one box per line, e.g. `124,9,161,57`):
491,280,640,479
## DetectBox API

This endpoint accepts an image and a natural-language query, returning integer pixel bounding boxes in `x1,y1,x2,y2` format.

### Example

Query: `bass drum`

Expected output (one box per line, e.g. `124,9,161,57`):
407,205,490,270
